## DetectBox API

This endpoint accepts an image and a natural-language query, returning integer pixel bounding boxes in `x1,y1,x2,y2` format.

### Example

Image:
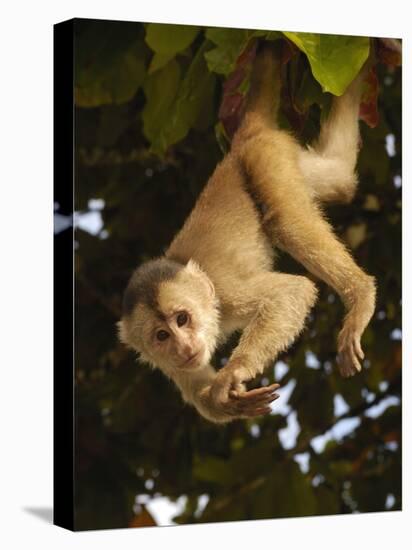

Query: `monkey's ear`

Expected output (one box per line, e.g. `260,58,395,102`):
185,259,215,298
185,258,202,274
117,320,129,345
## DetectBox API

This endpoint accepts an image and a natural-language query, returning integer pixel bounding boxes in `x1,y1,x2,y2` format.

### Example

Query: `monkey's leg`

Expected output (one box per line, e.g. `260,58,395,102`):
239,129,376,377
298,73,364,204
210,273,317,406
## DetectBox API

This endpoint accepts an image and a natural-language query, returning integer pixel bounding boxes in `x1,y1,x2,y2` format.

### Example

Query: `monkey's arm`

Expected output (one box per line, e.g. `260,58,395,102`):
209,273,317,407
173,364,280,423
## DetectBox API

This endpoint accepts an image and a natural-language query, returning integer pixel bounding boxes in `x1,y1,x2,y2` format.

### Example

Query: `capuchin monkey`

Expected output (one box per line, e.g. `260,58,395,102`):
118,43,376,424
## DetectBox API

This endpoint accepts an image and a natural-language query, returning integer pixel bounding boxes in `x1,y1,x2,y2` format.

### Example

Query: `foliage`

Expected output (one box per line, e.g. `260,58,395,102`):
71,20,402,530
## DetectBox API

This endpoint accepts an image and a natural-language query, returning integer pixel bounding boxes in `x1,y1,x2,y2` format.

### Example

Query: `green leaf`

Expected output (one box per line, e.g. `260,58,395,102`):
283,32,370,95
205,28,257,75
75,40,146,107
145,23,199,56
148,51,175,73
230,439,274,481
74,21,147,107
293,69,324,113
143,43,216,155
253,462,317,518
142,59,181,152
265,31,282,41
193,455,236,485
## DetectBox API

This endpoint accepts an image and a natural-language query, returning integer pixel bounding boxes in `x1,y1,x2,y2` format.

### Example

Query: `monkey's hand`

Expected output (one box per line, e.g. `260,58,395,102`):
207,366,280,420
337,324,364,377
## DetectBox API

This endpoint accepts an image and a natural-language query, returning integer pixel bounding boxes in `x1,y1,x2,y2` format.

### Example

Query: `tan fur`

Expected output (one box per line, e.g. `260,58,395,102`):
119,44,376,423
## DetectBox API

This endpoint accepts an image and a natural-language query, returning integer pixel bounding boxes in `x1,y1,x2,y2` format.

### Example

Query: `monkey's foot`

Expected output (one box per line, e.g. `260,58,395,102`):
337,327,365,377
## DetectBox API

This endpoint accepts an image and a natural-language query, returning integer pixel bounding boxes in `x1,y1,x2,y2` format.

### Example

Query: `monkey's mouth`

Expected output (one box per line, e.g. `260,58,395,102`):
180,350,203,369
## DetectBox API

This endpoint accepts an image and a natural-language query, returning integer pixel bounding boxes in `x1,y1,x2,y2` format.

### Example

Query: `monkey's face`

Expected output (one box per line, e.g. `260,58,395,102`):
118,260,220,373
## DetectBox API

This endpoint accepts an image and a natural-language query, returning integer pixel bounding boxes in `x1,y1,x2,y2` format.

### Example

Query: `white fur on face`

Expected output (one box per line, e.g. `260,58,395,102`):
118,262,220,375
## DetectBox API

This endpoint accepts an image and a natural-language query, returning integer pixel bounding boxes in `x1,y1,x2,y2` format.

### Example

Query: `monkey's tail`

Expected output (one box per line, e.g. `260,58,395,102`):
243,42,281,126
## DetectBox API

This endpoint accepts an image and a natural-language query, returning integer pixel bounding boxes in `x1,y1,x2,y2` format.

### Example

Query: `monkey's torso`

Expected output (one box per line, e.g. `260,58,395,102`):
166,153,274,334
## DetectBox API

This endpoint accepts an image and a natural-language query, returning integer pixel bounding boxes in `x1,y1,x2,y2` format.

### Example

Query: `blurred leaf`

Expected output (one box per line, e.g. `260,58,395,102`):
148,52,175,73
345,223,367,249
205,28,251,74
76,48,146,106
145,23,199,56
75,20,147,107
363,194,380,211
193,455,236,486
293,68,324,113
144,43,216,154
142,59,181,151
253,462,317,518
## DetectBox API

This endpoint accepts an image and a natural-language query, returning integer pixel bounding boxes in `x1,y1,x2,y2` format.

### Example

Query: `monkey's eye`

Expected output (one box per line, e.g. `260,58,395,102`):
156,330,170,342
177,312,188,327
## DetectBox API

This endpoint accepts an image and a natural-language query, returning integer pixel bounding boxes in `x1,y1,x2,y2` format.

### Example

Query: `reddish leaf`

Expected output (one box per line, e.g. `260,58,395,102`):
219,93,245,138
376,38,402,68
359,66,379,128
237,37,258,67
129,506,157,528
281,38,299,66
281,84,307,133
218,40,258,138
383,429,400,443
219,38,301,138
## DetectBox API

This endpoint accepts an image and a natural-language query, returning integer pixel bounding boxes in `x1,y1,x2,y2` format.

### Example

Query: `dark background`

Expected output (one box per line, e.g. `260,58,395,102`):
69,20,401,530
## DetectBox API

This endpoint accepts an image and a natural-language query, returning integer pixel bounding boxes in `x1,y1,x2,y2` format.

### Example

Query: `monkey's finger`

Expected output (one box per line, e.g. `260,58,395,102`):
261,393,280,404
250,383,280,395
339,349,360,377
254,392,280,405
230,391,278,407
337,352,350,377
240,394,279,413
340,358,353,377
230,384,280,400
229,389,275,401
341,367,354,378
350,344,362,372
265,383,281,392
240,394,279,412
354,337,364,361
243,406,272,417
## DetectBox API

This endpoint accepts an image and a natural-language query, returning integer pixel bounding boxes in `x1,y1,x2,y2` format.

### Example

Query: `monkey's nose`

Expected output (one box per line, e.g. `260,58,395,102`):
182,346,194,359
176,341,193,358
